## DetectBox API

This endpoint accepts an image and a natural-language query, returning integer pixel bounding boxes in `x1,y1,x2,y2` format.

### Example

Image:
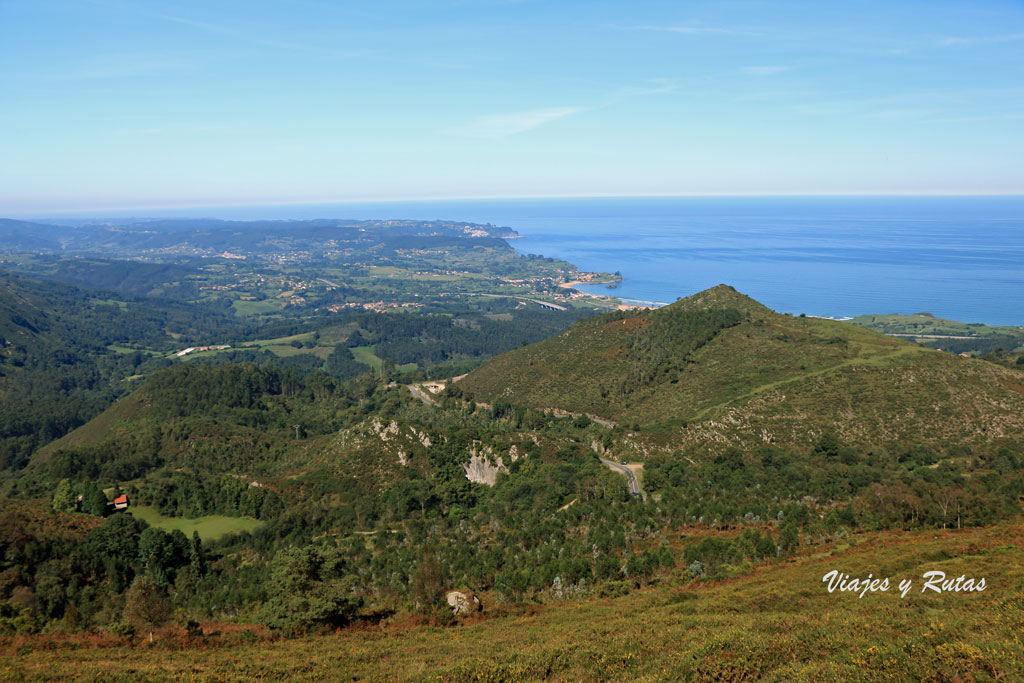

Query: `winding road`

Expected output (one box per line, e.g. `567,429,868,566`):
408,385,437,405
600,458,643,498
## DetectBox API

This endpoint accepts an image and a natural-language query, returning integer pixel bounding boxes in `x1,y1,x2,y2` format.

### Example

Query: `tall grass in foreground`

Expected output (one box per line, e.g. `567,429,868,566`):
3,521,1022,681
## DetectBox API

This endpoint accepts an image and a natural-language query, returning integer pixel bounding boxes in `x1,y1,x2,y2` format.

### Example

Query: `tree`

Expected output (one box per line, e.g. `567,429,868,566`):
935,485,965,530
189,532,207,577
80,482,108,516
51,479,76,513
139,527,189,586
595,554,622,582
778,520,800,554
123,574,172,642
259,546,362,632
812,433,841,459
411,552,444,610
656,544,676,569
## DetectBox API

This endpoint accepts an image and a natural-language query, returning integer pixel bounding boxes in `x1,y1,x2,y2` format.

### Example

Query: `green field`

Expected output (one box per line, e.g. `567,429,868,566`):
262,344,307,358
851,312,1024,354
231,299,282,316
105,344,151,355
129,506,264,541
851,312,1024,337
350,345,417,373
243,331,316,347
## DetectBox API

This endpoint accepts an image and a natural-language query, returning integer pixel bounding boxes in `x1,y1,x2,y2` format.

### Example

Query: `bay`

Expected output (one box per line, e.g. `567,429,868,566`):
57,195,1024,325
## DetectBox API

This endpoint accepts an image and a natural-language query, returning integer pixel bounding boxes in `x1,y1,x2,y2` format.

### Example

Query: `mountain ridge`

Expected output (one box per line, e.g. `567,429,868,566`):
455,285,1024,456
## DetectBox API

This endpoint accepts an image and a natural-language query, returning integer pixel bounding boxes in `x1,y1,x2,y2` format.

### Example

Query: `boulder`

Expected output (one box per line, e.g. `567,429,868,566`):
445,590,482,616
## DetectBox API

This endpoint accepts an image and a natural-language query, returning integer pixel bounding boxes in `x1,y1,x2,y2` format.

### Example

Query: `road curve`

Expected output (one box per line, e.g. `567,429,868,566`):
599,458,643,498
408,385,437,405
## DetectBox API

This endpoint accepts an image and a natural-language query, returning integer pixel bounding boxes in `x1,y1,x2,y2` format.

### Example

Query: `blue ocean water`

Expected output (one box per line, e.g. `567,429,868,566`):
51,196,1024,325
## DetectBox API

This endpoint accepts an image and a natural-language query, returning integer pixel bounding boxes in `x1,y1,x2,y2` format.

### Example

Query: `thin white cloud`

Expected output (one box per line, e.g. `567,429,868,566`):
151,11,228,35
793,87,1024,118
153,12,376,59
445,107,586,139
53,54,194,80
939,33,1024,47
928,113,1024,123
618,24,762,37
625,24,740,35
608,78,677,99
444,78,677,140
865,108,938,120
740,66,789,76
86,1,376,61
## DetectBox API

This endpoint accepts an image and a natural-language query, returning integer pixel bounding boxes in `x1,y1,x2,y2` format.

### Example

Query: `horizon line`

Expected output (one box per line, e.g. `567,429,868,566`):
4,190,1024,217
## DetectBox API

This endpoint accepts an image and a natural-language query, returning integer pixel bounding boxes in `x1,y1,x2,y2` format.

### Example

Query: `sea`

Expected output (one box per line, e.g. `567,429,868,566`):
42,196,1024,326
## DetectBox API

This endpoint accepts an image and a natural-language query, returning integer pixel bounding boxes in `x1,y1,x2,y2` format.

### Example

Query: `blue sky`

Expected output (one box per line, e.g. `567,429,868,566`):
2,0,1023,212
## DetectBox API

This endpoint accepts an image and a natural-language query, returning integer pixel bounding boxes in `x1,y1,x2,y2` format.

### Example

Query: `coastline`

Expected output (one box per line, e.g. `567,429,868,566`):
557,278,663,310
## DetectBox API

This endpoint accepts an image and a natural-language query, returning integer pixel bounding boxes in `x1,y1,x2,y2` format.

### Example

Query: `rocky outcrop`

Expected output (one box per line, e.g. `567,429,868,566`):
461,444,523,486
462,452,508,486
370,419,400,441
446,590,482,616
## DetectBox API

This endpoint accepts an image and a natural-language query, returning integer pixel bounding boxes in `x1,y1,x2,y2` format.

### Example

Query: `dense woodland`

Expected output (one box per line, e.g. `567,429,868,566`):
3,357,1023,636
0,273,251,470
0,267,588,473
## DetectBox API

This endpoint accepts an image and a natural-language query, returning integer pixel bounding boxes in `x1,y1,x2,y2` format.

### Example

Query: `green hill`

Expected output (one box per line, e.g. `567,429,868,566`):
456,285,1024,456
0,271,255,470
850,311,1024,355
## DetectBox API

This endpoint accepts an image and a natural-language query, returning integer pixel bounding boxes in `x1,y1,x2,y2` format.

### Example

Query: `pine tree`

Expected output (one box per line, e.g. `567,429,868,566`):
189,531,207,577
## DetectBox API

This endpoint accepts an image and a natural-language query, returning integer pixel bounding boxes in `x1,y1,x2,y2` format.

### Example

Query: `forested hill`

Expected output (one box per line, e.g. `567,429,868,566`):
0,272,250,470
0,266,595,473
0,219,70,252
456,284,1024,456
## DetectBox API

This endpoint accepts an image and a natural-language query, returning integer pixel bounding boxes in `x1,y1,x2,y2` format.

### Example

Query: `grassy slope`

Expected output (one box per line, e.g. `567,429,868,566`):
28,382,298,475
4,521,1022,681
32,391,148,463
458,285,1024,455
28,374,424,490
851,312,1024,339
851,312,1024,355
128,505,264,541
350,345,417,373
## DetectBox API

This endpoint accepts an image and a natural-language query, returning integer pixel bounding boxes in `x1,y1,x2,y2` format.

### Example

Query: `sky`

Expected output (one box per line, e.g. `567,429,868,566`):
1,0,1023,212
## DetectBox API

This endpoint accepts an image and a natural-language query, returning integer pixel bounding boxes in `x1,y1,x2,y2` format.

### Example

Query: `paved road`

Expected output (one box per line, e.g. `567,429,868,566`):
476,293,567,311
600,458,642,498
408,385,437,405
885,333,983,339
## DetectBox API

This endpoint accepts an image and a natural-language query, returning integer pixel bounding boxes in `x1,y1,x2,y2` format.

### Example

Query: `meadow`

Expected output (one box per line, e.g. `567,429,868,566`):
3,521,1021,682
127,506,265,542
